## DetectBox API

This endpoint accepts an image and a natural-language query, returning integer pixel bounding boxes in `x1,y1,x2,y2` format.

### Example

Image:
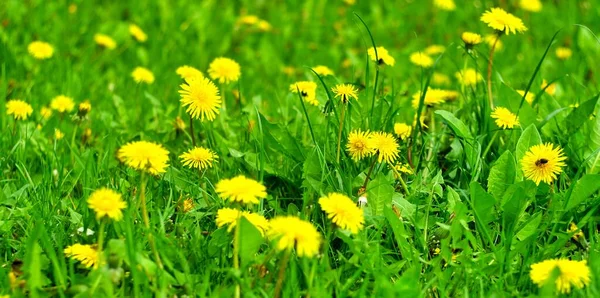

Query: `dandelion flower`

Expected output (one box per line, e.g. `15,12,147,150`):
6,99,33,120
64,244,98,268
461,32,482,46
542,79,556,96
179,77,222,121
434,0,455,11
238,15,259,25
54,129,65,140
131,67,155,84
268,216,321,257
208,57,241,84
215,208,269,236
347,130,375,161
491,107,519,129
117,141,170,175
517,90,535,104
94,34,117,50
332,84,358,104
179,146,218,170
50,95,75,113
481,8,528,35
319,193,364,234
394,123,412,140
455,68,483,86
520,0,542,12
87,188,126,221
215,175,267,205
290,81,318,106
568,222,585,242
40,106,52,120
176,65,204,80
411,88,459,108
521,143,566,185
129,24,147,42
424,45,445,55
367,47,395,66
28,41,54,59
555,47,572,60
78,100,91,117
392,163,414,176
370,132,400,164
257,20,272,32
409,52,434,68
432,72,450,86
530,259,590,294
312,65,334,76
180,198,194,213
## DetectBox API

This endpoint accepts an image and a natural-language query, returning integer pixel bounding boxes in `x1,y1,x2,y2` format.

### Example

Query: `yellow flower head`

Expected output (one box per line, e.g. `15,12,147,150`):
424,45,445,56
267,216,321,257
394,123,412,140
87,188,127,221
568,222,585,242
332,84,358,104
481,8,528,35
541,79,556,96
391,163,414,179
6,99,33,120
64,244,98,268
179,77,222,121
117,141,170,175
131,67,155,84
28,41,54,60
215,208,270,236
208,57,241,84
520,0,542,12
521,143,566,185
180,198,194,213
50,95,75,113
215,175,267,205
455,68,483,86
319,193,364,234
370,132,400,164
176,65,204,80
78,100,91,117
461,32,482,46
517,90,535,104
555,47,572,60
432,72,450,86
129,24,147,42
530,259,590,294
290,81,318,106
238,15,259,25
257,20,272,32
40,106,52,120
411,88,459,108
491,107,519,129
312,65,334,76
346,130,375,161
94,33,117,50
434,0,455,11
54,129,64,140
179,146,218,170
409,52,434,68
485,34,504,51
367,47,395,66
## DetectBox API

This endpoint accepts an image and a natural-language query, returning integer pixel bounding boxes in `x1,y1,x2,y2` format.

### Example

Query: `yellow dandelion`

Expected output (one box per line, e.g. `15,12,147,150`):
517,90,535,104
50,95,75,113
434,0,455,11
117,141,170,175
238,15,259,25
267,216,321,257
129,24,147,42
411,88,459,108
28,41,54,60
530,259,590,294
131,67,155,84
179,146,218,170
461,32,482,46
319,193,364,234
6,99,33,120
424,45,445,55
176,65,204,80
432,72,450,86
215,175,267,205
394,123,412,140
208,57,241,84
290,81,318,106
87,188,127,221
541,79,556,96
180,198,194,213
331,84,358,104
491,107,519,129
257,20,272,32
54,129,64,140
455,68,483,86
521,143,566,185
346,130,375,161
485,34,504,51
78,100,91,117
520,0,542,12
392,163,414,175
481,7,528,35
312,65,334,76
370,132,400,164
40,106,52,120
64,244,98,268
94,33,117,50
367,46,395,66
568,222,585,242
215,208,270,236
179,77,222,121
555,47,572,60
409,52,434,68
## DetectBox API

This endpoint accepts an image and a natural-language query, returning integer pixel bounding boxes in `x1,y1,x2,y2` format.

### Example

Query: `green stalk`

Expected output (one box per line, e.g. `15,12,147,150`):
486,34,500,110
233,213,241,298
274,249,291,298
139,172,163,269
336,105,346,163
96,218,106,269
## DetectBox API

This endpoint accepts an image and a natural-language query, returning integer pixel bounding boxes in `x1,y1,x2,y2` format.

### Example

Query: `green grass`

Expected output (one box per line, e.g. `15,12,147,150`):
1,0,600,297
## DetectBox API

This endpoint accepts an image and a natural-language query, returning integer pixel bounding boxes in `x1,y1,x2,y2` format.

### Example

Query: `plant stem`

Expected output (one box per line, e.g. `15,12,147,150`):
361,154,379,190
336,105,346,163
486,34,500,109
96,218,106,269
189,116,196,147
233,214,241,298
139,172,163,269
274,249,291,298
482,130,499,158
369,65,380,128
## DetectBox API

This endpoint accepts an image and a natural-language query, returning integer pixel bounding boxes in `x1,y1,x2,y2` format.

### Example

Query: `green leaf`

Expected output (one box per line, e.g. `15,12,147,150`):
577,26,600,68
515,124,541,180
515,213,542,241
565,94,598,133
239,216,264,268
469,182,495,225
585,100,600,173
565,174,600,211
487,150,516,199
367,174,394,216
435,110,473,139
384,207,413,260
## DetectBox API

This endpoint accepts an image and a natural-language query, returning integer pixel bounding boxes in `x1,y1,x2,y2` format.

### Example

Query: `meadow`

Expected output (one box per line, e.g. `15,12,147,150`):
1,0,600,297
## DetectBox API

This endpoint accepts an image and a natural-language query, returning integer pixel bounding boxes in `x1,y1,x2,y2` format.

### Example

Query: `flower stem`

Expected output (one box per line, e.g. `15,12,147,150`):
482,130,499,158
139,172,163,269
96,218,106,269
189,116,196,147
486,34,500,110
274,249,291,298
361,154,379,190
233,214,241,298
336,106,346,163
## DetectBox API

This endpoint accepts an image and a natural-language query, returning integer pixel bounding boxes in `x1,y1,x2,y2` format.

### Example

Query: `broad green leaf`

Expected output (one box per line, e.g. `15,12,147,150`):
586,100,600,173
515,213,542,241
565,94,598,133
487,150,516,199
469,182,495,225
392,193,416,221
501,182,534,241
565,174,600,211
367,174,394,216
435,110,473,139
577,26,600,68
515,124,541,180
384,207,412,259
239,216,263,268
